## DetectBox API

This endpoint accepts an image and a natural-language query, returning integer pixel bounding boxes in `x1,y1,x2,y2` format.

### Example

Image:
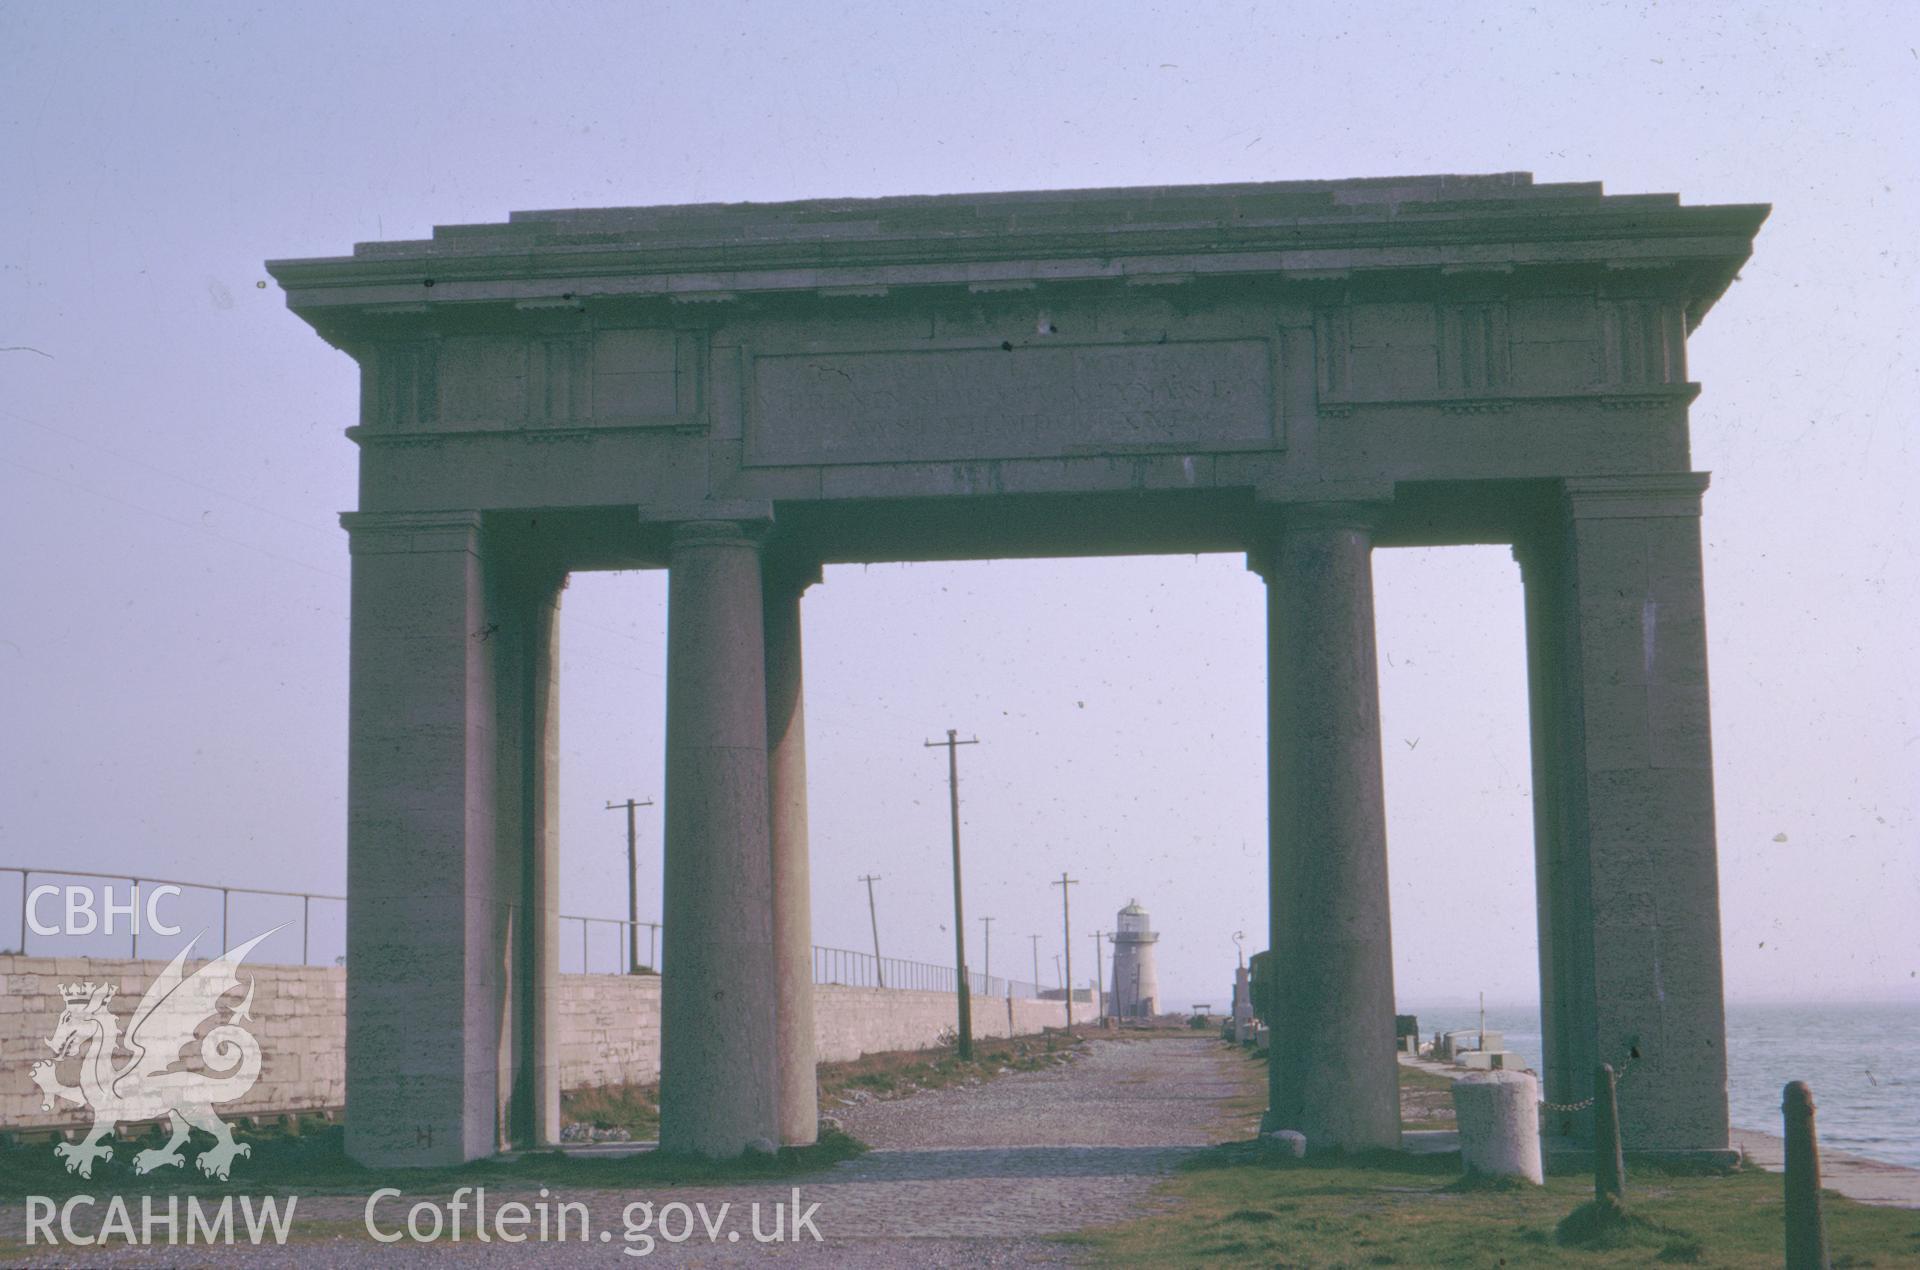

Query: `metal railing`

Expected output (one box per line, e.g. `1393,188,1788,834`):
564,914,662,975
807,942,1044,999
569,916,1047,998
2,867,1055,998
2,866,342,965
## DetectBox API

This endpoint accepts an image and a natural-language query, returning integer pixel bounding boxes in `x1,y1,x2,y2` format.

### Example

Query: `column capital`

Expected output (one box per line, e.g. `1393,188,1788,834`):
1253,478,1394,533
340,510,482,555
1246,496,1389,580
1274,499,1389,534
639,499,774,529
1254,478,1395,510
1562,472,1711,520
668,519,769,552
1511,538,1556,580
763,554,824,599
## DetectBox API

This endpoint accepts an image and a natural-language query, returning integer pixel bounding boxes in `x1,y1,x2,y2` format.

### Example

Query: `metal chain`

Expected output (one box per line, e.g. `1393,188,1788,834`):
1540,1052,1638,1113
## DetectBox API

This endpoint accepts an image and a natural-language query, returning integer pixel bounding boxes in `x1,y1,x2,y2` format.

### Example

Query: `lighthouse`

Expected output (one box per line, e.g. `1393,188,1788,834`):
1110,899,1161,1019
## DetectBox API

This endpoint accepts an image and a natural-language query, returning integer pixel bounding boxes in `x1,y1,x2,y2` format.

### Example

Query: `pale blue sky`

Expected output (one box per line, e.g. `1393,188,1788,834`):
2,2,1913,1008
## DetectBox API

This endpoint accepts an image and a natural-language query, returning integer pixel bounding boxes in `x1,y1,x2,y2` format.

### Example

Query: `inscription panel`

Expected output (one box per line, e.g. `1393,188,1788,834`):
746,338,1275,467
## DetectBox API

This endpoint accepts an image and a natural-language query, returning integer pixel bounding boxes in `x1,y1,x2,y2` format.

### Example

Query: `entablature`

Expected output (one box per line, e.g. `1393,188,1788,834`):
269,174,1767,351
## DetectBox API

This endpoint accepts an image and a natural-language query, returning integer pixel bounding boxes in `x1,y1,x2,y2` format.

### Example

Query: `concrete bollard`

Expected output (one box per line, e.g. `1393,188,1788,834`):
1783,1081,1832,1270
1450,1071,1544,1184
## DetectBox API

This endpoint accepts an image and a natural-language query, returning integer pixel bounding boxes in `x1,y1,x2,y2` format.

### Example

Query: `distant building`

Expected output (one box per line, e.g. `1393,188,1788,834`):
1110,899,1160,1019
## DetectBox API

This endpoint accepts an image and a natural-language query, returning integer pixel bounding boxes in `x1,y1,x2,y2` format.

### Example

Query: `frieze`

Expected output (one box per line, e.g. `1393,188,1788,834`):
352,326,703,434
1309,384,1699,417
1596,394,1680,411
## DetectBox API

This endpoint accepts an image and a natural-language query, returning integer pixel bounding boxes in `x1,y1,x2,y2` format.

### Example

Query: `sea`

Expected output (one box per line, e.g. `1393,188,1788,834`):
1406,1000,1919,1169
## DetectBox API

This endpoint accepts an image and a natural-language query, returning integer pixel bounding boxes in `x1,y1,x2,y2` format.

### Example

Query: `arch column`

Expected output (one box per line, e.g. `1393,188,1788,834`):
1515,535,1591,1139
658,519,781,1156
764,558,821,1146
520,574,564,1151
1254,501,1400,1152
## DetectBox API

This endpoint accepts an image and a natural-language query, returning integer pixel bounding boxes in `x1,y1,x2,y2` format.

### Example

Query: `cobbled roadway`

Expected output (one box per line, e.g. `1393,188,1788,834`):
4,1036,1250,1267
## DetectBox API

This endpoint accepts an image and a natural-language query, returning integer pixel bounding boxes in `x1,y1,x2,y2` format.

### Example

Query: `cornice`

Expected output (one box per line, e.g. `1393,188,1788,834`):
268,208,1767,299
1563,472,1712,519
340,509,483,555
267,175,1770,329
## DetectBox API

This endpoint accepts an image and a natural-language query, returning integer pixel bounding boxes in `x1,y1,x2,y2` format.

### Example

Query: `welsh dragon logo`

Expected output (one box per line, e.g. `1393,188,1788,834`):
29,930,275,1180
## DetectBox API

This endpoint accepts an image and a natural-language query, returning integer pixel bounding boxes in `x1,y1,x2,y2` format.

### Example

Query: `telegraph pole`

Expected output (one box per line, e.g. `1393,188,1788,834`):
924,729,979,1059
1091,929,1107,1024
980,915,993,989
1052,872,1078,1026
604,797,655,972
1029,934,1042,996
859,874,885,988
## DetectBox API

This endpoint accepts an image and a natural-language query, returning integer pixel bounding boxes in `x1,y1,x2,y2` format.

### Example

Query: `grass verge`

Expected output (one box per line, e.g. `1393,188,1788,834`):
1069,1144,1920,1267
1072,1049,1920,1267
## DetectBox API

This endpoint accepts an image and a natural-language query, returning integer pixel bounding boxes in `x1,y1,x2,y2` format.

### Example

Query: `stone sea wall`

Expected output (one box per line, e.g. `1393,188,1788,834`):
1,956,1070,1131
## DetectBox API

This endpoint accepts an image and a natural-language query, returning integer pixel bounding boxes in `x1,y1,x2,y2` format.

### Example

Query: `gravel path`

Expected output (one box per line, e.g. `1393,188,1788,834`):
4,1036,1249,1267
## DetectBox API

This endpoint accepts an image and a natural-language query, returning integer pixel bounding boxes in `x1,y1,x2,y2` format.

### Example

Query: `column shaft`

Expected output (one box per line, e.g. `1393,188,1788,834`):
486,560,564,1152
1518,542,1597,1136
765,567,819,1146
659,521,780,1156
1261,508,1401,1151
522,578,564,1147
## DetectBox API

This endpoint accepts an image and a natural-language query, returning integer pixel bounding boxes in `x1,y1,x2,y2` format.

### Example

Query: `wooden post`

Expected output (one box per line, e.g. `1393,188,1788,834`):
1593,1063,1626,1205
1783,1081,1831,1270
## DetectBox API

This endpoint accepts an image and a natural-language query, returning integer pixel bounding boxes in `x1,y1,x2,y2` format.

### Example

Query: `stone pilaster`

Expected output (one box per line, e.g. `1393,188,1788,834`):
658,519,781,1156
340,511,559,1165
1540,473,1731,1154
1254,501,1400,1152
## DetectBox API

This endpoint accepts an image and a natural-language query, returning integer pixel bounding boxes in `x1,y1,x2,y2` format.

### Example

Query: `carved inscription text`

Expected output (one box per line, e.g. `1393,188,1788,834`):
747,339,1273,466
